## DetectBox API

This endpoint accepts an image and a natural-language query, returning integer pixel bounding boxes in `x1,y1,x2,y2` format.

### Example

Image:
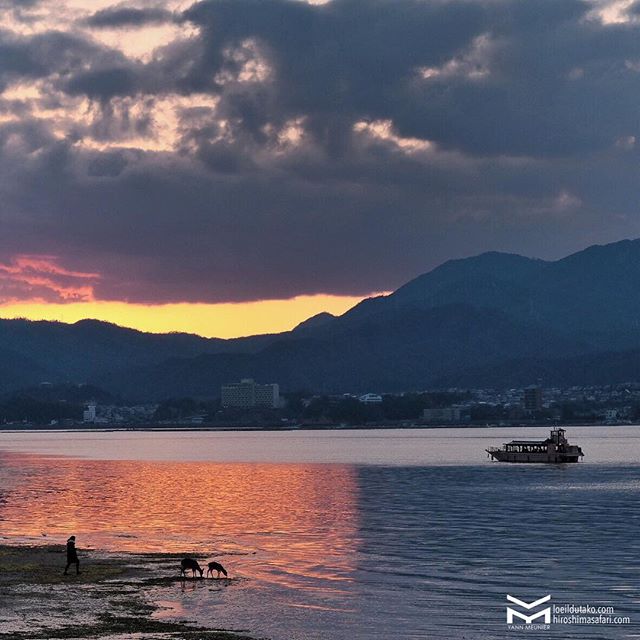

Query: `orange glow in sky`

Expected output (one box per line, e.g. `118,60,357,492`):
0,294,384,338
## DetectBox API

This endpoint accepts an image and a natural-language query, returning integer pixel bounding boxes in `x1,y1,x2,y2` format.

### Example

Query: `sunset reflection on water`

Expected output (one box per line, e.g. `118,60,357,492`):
4,430,640,639
0,453,360,595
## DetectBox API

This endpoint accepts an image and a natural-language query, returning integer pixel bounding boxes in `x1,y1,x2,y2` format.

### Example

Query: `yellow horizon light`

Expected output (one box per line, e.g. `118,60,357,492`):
0,293,387,339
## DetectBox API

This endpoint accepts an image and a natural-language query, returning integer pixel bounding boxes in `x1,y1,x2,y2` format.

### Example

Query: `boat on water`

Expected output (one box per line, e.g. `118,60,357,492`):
486,427,584,463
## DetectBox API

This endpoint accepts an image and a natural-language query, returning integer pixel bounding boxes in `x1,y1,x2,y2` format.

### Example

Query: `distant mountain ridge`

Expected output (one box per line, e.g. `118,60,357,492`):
3,238,640,398
336,241,640,349
0,317,277,394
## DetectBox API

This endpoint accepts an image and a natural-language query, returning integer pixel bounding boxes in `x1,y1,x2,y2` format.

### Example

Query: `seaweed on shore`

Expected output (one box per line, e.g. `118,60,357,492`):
0,614,253,640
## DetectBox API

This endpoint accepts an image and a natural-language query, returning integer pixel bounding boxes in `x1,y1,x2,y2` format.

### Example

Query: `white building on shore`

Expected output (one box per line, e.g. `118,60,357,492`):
358,393,383,404
83,403,97,423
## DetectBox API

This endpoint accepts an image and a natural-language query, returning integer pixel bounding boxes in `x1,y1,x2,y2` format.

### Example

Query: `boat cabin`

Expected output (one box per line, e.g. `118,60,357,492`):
504,440,550,453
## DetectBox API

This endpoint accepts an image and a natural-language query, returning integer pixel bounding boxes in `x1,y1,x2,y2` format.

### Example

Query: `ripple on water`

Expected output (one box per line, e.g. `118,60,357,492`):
1,431,640,639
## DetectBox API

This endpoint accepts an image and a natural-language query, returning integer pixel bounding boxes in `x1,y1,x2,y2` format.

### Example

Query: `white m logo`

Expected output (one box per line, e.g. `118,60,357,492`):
506,594,551,624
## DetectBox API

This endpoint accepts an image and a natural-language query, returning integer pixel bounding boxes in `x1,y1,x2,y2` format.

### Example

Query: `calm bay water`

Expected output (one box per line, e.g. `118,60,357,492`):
1,427,640,639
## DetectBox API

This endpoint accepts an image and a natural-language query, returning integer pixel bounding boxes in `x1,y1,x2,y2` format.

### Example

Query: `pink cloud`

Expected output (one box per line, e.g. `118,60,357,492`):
0,255,100,304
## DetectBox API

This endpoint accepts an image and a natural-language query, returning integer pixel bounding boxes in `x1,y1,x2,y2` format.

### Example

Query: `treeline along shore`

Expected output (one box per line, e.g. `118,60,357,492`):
1,383,639,429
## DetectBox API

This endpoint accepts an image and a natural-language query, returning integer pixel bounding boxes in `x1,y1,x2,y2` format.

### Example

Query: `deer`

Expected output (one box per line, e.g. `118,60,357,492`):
180,557,204,578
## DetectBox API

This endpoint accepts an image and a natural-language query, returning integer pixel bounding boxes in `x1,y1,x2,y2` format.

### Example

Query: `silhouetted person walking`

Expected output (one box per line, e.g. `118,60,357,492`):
64,535,80,575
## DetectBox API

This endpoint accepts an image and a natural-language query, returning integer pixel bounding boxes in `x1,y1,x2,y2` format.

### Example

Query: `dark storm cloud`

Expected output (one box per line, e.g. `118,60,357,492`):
174,0,640,158
2,0,640,304
0,27,130,91
178,0,489,142
84,7,175,29
65,67,140,100
86,151,129,177
0,30,44,81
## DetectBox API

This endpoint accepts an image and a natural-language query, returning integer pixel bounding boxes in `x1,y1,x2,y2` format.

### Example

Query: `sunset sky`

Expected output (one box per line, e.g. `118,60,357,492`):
1,0,640,337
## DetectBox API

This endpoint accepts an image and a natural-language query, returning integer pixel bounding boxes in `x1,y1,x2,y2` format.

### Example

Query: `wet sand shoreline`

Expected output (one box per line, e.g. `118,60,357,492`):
0,544,256,640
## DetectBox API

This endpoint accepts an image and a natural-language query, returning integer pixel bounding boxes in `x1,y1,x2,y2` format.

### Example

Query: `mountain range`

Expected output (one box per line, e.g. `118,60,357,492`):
3,238,640,400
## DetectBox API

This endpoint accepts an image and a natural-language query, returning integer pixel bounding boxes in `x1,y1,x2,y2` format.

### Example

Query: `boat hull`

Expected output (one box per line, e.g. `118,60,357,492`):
487,450,581,463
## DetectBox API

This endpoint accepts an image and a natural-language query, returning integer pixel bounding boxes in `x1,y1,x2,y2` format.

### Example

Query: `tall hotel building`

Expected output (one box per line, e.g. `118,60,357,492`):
221,379,280,409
